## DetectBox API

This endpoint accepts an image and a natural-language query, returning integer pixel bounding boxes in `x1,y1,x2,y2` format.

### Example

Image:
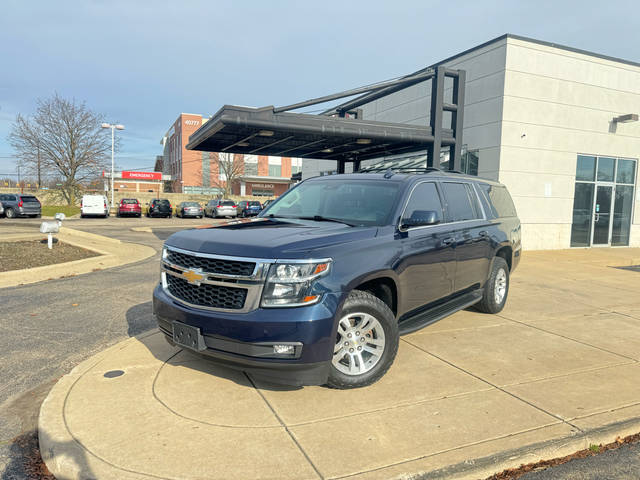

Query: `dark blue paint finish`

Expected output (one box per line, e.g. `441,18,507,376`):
154,172,521,385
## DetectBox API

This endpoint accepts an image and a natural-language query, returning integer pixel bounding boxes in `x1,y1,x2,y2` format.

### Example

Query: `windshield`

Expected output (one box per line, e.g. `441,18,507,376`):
260,179,400,226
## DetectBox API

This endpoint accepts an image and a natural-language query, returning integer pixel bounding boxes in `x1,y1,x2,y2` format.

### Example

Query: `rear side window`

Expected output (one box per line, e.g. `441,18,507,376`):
441,182,478,222
403,182,443,223
478,184,517,218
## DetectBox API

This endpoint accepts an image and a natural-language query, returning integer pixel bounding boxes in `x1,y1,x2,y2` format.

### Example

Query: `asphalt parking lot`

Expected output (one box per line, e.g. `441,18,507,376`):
0,215,225,479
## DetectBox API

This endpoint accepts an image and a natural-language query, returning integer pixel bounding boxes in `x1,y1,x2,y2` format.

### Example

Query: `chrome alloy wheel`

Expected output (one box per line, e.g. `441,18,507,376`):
495,268,507,304
333,312,385,376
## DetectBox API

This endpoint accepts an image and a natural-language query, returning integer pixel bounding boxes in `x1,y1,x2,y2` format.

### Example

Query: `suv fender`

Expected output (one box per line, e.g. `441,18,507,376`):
343,271,400,319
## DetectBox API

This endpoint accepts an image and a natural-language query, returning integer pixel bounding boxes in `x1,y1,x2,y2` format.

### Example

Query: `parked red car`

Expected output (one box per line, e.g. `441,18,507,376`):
117,198,142,217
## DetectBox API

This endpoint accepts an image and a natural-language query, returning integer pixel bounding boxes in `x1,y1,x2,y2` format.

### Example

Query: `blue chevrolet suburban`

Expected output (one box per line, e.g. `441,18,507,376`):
153,169,521,388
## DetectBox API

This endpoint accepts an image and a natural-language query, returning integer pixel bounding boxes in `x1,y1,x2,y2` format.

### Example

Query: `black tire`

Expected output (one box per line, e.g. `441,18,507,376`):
35,214,41,218
5,208,15,219
475,257,509,314
326,290,399,389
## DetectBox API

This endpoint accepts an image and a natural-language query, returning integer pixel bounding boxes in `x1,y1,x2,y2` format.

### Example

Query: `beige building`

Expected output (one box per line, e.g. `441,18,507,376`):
304,34,640,250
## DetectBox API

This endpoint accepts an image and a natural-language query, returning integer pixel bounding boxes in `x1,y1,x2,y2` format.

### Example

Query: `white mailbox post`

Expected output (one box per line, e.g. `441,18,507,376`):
39,213,66,249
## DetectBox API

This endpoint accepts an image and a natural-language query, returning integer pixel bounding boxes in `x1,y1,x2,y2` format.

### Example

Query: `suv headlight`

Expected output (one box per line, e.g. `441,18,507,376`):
261,260,331,307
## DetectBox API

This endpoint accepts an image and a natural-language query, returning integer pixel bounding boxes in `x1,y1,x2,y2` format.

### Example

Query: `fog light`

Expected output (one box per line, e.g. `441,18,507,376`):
273,345,295,355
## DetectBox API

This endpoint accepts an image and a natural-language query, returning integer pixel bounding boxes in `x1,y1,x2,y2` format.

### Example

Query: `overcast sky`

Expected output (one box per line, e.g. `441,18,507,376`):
1,0,638,176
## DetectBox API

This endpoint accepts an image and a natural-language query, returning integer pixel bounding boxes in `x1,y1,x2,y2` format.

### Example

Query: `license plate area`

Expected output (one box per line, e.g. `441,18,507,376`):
172,322,207,351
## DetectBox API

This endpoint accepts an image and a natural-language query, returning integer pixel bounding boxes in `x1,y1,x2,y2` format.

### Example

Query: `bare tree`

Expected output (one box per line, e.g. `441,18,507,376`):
8,94,112,205
212,152,244,197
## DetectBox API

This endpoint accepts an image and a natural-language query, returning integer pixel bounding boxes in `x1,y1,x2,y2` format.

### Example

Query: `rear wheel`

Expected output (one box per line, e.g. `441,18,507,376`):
327,290,398,389
475,257,509,314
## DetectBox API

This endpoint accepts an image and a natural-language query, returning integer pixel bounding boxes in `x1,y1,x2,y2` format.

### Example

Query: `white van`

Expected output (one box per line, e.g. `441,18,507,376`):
81,195,110,218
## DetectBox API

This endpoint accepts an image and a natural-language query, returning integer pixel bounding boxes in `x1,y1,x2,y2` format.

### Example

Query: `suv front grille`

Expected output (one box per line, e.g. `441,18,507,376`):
166,250,255,277
166,275,247,310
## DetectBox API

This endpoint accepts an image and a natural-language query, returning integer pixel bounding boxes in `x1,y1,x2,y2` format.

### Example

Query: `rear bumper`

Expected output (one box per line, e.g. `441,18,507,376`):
17,206,41,216
152,284,340,386
118,209,141,215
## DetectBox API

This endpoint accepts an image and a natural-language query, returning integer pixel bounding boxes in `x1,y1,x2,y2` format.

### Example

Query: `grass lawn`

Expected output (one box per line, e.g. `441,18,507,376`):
41,205,81,217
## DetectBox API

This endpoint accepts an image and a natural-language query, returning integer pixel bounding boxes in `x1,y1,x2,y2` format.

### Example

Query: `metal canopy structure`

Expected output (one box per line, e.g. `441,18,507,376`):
186,66,466,172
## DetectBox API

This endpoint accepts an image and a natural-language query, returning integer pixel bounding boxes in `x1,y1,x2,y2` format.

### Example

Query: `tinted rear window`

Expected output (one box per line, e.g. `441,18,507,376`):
122,199,138,204
220,200,235,206
158,200,170,205
478,184,517,218
183,202,199,207
249,201,261,206
21,196,39,202
441,182,478,222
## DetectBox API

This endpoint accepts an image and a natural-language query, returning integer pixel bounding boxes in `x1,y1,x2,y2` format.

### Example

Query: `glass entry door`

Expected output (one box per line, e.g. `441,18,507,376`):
571,155,637,247
592,185,613,245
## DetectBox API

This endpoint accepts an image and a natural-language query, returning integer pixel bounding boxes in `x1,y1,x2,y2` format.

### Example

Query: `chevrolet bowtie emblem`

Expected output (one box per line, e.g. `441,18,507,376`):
183,269,205,285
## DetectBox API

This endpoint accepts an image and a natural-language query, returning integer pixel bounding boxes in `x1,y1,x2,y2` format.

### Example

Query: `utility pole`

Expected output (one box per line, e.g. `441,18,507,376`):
36,141,41,189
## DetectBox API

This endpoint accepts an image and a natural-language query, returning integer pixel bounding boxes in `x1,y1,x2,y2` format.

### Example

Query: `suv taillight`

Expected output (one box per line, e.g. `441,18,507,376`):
18,199,23,207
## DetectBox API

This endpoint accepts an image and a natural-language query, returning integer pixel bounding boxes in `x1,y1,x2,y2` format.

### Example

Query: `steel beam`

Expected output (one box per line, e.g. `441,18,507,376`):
427,67,445,167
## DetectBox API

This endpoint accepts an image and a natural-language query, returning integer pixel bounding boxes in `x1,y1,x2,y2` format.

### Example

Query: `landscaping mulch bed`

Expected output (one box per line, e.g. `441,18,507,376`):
485,432,640,479
0,239,100,272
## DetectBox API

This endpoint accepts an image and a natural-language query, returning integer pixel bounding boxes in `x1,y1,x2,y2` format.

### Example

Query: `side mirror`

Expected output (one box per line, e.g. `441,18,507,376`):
401,210,440,229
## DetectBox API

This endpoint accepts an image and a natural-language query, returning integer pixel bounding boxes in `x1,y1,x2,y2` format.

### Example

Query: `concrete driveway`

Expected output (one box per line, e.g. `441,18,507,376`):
39,248,640,480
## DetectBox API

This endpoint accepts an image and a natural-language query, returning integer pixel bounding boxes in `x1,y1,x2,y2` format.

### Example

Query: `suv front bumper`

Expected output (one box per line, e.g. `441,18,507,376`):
152,284,341,386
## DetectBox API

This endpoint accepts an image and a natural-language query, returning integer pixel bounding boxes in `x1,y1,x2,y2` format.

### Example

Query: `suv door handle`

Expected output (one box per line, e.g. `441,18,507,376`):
442,237,456,246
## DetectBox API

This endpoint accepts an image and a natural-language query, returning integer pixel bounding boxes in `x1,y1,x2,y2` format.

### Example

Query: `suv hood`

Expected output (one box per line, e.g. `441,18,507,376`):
165,217,377,258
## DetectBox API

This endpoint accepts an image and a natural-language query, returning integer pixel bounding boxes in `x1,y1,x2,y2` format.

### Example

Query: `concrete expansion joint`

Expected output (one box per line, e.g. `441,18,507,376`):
401,337,585,433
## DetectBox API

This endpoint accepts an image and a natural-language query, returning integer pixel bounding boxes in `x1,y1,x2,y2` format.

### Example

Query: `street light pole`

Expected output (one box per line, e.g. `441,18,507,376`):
101,123,124,211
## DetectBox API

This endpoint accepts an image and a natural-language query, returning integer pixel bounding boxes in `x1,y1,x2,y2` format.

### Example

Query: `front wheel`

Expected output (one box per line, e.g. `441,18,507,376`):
475,257,509,314
5,208,15,219
327,290,398,389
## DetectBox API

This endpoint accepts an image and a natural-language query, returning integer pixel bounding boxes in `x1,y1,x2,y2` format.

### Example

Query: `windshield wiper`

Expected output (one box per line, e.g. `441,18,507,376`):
293,215,356,227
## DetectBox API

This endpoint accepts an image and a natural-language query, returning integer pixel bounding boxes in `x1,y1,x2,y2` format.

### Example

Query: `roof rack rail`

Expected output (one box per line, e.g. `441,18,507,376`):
357,167,442,174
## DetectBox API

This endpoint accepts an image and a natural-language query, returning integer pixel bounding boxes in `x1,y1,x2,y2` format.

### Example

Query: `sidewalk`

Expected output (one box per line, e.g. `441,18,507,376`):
39,248,640,480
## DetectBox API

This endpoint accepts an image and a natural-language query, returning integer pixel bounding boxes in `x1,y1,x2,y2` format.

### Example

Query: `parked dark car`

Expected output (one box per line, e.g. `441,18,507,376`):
237,200,262,217
177,202,204,218
153,170,521,388
147,199,172,218
117,198,142,217
204,199,237,218
0,193,41,218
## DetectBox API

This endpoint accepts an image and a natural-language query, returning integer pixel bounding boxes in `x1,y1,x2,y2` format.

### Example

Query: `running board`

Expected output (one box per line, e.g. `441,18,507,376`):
398,290,483,335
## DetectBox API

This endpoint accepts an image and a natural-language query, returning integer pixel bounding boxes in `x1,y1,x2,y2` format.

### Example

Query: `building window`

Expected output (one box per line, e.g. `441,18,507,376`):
244,161,258,176
269,165,281,177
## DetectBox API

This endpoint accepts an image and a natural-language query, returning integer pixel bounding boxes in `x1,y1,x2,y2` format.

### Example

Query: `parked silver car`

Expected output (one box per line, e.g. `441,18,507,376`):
204,199,238,218
0,193,41,218
176,201,204,218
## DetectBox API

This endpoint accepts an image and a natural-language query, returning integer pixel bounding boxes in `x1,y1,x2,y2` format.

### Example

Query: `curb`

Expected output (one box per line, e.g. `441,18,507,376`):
415,417,640,480
0,227,155,289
